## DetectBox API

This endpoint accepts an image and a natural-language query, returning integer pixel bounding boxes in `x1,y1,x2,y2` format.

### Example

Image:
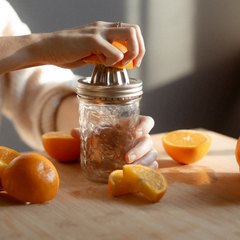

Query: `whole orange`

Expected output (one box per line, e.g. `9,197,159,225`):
2,153,59,203
235,137,240,169
42,131,80,162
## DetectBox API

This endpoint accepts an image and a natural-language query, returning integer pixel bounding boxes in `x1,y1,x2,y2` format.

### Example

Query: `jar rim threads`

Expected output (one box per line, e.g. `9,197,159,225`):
77,77,143,101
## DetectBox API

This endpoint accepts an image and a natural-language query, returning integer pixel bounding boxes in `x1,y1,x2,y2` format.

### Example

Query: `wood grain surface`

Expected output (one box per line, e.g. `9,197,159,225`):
0,130,239,240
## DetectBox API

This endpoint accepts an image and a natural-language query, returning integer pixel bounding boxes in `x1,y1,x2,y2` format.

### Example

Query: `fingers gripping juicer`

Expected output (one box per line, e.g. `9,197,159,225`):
77,65,143,182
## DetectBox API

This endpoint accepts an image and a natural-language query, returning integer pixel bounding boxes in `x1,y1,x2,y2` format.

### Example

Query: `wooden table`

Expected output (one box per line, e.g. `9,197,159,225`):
0,130,240,240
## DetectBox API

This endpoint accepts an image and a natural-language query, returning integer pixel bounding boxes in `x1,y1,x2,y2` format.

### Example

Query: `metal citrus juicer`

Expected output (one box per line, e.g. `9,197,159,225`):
77,64,143,182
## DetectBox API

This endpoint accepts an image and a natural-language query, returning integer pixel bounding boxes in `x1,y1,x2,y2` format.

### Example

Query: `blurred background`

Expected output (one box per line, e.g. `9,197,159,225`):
1,0,240,152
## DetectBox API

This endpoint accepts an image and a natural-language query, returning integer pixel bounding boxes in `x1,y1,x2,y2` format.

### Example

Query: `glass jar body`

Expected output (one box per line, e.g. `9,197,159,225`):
78,97,141,182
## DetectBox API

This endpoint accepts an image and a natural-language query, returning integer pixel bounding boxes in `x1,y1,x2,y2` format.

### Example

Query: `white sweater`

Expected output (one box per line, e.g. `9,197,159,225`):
0,0,79,150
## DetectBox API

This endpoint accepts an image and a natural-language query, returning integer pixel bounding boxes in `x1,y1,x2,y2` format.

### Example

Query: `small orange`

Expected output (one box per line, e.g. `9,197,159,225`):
123,164,168,203
0,146,21,190
82,40,134,69
108,170,138,197
162,129,211,164
2,153,59,203
42,131,80,162
235,137,240,170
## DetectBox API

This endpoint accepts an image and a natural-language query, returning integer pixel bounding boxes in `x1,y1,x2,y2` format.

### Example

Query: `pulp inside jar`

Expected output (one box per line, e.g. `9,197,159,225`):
86,122,138,174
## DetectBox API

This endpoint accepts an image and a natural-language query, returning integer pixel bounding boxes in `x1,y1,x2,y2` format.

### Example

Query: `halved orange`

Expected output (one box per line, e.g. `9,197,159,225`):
162,129,211,164
2,153,59,203
108,169,138,197
42,131,80,162
0,146,21,190
82,40,134,69
123,164,168,202
123,164,168,203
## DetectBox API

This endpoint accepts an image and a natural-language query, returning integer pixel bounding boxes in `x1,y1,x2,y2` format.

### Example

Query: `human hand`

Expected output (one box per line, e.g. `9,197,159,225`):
125,116,158,170
41,21,145,69
71,116,158,170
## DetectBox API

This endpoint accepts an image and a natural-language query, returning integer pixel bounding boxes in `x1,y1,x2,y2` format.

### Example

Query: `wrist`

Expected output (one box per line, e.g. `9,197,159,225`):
0,34,47,74
31,32,54,66
24,33,48,66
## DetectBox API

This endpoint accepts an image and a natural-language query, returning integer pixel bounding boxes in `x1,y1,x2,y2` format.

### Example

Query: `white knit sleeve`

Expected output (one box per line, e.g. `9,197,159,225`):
1,65,80,150
0,1,81,150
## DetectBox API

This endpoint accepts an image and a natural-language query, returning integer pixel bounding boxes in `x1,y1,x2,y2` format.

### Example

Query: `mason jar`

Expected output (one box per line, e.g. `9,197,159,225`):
77,76,143,182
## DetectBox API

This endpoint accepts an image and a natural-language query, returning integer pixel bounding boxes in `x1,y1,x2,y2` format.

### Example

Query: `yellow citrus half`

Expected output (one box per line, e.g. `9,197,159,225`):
0,146,21,190
123,164,168,203
108,169,139,197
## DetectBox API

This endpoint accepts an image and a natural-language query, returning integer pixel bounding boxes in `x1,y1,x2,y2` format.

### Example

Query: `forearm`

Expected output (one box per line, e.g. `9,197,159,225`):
56,95,79,132
0,34,46,75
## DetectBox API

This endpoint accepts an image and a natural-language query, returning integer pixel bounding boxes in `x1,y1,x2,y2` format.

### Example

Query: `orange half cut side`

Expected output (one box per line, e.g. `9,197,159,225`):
42,131,80,162
162,129,211,164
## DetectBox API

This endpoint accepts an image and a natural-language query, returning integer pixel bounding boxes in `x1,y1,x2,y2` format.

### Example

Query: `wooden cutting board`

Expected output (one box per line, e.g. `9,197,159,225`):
0,130,240,240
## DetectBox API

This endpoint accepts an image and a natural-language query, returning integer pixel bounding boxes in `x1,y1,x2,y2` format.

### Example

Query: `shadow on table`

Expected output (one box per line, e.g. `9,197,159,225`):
0,192,27,206
157,160,240,206
69,182,153,206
